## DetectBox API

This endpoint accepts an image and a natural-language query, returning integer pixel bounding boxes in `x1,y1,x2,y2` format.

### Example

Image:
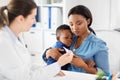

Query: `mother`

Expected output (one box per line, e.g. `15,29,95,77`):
43,5,110,75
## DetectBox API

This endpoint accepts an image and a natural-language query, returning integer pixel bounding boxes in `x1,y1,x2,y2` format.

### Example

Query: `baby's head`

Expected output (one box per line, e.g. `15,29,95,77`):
56,24,73,47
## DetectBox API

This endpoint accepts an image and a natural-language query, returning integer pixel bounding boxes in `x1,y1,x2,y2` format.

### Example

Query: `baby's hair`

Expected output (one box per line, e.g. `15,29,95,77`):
56,24,72,37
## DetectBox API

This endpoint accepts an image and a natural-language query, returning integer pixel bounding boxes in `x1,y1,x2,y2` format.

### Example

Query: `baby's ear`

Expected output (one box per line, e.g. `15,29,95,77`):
56,36,59,40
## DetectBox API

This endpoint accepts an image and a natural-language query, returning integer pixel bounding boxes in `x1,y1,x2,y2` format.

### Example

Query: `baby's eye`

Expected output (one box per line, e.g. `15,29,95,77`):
69,23,73,26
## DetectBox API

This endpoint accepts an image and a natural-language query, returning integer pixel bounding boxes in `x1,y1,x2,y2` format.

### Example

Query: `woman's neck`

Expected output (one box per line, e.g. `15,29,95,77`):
74,30,90,49
9,23,20,38
78,30,90,40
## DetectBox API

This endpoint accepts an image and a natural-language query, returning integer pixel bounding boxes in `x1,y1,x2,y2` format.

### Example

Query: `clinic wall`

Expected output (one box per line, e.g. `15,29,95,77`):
110,0,120,29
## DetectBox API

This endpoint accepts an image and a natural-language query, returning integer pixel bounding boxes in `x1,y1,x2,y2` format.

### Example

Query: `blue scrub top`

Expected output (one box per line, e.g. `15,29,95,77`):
69,32,110,75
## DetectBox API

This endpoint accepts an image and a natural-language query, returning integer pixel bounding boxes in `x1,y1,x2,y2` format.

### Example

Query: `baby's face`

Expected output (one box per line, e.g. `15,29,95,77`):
59,30,73,47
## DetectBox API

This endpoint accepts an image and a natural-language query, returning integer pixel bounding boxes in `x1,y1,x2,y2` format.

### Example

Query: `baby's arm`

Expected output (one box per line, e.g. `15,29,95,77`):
47,57,57,65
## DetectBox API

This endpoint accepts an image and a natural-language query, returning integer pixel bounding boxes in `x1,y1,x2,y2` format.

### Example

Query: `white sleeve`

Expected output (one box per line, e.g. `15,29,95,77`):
31,62,61,80
43,62,61,76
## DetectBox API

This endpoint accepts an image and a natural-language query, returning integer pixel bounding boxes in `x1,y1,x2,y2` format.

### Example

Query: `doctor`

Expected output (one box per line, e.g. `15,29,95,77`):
0,0,73,80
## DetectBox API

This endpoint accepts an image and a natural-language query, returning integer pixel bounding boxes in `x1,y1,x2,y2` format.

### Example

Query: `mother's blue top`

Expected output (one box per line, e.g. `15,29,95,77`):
69,32,110,75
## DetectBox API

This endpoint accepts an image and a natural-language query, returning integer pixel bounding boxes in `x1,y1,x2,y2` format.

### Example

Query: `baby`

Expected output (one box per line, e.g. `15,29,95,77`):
46,24,73,76
47,24,73,70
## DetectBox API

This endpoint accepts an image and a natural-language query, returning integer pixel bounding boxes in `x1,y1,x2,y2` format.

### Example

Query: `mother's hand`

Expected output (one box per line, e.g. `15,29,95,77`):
71,55,97,74
71,55,87,68
46,48,63,60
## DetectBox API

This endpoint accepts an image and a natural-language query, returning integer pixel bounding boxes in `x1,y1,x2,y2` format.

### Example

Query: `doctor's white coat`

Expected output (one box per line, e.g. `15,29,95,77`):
0,26,60,80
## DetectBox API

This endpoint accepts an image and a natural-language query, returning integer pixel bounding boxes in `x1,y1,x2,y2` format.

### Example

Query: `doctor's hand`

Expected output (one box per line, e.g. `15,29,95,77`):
54,71,65,77
46,48,63,60
57,50,73,67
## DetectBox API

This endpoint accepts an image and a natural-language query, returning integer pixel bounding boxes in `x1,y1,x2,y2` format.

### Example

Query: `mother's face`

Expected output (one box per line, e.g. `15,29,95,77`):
68,14,90,36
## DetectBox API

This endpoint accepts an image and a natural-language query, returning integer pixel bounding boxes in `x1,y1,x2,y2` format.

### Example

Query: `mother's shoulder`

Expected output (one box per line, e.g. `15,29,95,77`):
89,32,107,46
